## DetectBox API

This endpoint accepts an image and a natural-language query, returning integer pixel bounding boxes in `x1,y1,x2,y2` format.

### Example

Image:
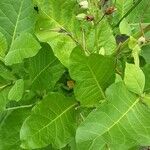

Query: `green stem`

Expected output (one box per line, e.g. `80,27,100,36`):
113,24,150,56
0,83,12,91
113,0,143,28
5,104,33,111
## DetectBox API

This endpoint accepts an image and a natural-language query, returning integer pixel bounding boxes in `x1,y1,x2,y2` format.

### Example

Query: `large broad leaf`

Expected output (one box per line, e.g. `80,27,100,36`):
0,108,31,150
115,0,133,18
20,93,77,149
76,82,150,150
8,79,24,102
0,0,36,47
5,33,41,65
34,0,81,67
69,46,115,107
128,0,150,23
28,43,65,91
124,63,145,95
0,32,7,58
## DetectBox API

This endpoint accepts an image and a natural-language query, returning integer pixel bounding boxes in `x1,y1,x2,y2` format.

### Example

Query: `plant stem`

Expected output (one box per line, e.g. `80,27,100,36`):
113,24,150,57
113,0,143,28
5,104,33,111
0,83,12,91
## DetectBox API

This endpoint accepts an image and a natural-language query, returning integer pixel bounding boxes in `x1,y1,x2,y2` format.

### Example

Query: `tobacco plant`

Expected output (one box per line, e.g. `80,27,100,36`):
0,0,150,150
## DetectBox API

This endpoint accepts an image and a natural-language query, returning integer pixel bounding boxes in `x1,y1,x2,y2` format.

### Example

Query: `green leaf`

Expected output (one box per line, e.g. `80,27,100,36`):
28,43,65,91
128,37,141,67
8,79,24,102
76,82,150,150
115,0,133,18
141,44,150,64
141,94,150,108
34,0,81,67
128,0,150,23
0,32,7,58
124,63,145,95
0,61,16,81
69,46,115,107
35,19,76,67
20,93,77,149
86,20,116,55
119,19,131,36
0,108,31,150
0,85,11,112
0,0,36,47
5,33,41,65
143,64,150,92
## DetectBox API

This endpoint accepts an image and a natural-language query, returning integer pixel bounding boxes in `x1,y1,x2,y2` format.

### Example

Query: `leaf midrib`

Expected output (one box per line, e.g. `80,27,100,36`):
9,0,24,49
88,98,139,150
31,58,57,85
87,64,106,99
27,102,76,139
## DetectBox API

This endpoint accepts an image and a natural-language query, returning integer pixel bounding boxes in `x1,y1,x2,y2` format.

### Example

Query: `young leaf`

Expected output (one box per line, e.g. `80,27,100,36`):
8,79,24,102
28,43,65,91
5,33,41,65
20,93,77,149
76,82,150,150
124,63,145,95
0,108,31,150
119,19,131,36
69,46,115,107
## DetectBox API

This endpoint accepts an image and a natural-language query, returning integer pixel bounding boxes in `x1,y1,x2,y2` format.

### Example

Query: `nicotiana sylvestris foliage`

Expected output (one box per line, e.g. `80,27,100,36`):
69,46,115,107
0,108,31,150
0,0,150,150
76,82,150,150
20,93,77,149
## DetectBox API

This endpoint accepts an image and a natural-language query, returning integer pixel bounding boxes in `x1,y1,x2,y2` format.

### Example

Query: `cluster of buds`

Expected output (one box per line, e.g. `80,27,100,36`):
105,6,117,15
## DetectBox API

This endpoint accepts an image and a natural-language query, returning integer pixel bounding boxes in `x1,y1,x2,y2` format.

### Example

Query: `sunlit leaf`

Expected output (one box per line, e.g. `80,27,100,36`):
20,93,77,149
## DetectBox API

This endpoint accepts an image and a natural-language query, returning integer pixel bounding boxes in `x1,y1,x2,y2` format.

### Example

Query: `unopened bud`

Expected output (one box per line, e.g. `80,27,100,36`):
138,36,146,45
105,6,117,15
85,15,94,21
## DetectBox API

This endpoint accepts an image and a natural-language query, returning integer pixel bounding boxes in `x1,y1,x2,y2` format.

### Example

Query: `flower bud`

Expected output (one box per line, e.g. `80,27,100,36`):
85,15,94,21
138,36,146,45
105,6,117,15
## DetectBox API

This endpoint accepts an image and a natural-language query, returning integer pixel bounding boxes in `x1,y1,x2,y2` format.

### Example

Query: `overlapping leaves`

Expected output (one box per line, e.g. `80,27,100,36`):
76,82,150,150
0,0,150,150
